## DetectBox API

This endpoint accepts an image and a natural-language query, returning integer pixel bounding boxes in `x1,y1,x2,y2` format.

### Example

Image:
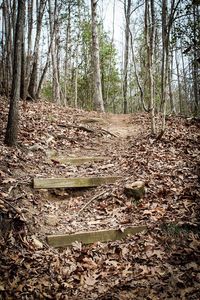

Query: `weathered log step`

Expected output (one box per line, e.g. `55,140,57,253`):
33,176,121,189
50,156,105,165
47,225,147,247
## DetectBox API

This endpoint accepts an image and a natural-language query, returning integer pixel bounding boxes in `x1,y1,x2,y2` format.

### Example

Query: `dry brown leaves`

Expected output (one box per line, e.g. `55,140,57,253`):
0,98,200,299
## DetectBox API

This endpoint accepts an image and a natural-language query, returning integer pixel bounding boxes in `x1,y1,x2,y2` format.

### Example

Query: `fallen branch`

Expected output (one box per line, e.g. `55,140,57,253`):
2,198,22,214
100,128,118,138
57,124,94,133
77,190,107,216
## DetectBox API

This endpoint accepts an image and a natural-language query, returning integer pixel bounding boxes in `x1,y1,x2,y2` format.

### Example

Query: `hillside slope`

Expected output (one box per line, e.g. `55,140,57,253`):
0,98,200,299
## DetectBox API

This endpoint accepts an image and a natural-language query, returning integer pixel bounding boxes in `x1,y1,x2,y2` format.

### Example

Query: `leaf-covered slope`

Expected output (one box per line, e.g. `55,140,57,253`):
0,98,200,299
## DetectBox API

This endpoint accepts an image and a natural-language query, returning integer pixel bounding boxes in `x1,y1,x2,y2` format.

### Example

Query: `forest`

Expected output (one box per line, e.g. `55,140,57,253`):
0,0,200,299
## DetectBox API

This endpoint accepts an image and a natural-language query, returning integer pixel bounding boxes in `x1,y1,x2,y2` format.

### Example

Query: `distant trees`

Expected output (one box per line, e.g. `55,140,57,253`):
122,0,199,133
0,0,199,145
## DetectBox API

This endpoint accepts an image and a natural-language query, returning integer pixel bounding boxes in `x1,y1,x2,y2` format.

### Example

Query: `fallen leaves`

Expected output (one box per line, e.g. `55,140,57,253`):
2,178,17,184
0,98,200,299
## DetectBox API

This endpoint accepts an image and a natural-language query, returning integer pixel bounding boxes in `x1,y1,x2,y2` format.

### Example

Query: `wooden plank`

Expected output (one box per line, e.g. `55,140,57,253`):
50,156,105,165
33,176,121,189
47,225,147,247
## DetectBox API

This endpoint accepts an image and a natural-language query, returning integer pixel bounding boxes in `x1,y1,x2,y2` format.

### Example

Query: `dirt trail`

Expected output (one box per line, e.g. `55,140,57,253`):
103,113,141,138
1,99,200,300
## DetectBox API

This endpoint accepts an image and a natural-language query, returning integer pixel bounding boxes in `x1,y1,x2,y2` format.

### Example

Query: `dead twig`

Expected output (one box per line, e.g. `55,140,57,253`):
1,198,22,214
77,191,107,216
100,128,118,138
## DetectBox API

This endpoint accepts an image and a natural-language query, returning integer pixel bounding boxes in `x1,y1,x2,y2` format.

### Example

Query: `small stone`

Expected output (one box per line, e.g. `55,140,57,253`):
29,144,45,152
124,181,145,200
32,236,43,249
45,215,58,226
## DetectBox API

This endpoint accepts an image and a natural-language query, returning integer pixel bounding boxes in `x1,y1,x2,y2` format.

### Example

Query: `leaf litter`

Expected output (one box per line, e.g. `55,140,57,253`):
0,97,200,299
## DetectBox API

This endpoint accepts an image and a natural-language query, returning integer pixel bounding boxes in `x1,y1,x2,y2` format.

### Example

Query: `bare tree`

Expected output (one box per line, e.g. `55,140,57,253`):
192,4,199,115
168,49,176,113
144,0,156,134
23,0,33,100
91,0,104,112
48,0,61,104
159,0,181,136
175,47,183,114
4,0,25,146
28,0,47,100
1,0,13,96
123,0,131,114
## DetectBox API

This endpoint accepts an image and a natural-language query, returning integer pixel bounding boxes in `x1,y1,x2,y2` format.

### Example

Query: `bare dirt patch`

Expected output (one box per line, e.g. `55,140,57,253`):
103,113,142,138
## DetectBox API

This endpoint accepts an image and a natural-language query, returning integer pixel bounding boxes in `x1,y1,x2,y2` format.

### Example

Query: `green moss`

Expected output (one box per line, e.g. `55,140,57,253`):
161,223,194,236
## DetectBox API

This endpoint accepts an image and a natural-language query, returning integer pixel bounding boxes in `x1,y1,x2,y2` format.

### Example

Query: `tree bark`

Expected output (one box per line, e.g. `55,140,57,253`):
123,0,131,114
2,0,13,96
105,0,116,108
129,30,147,112
168,50,176,114
145,0,156,134
91,0,104,112
175,47,183,114
160,0,181,135
24,0,33,100
64,0,72,106
48,0,61,105
192,5,199,115
5,0,25,146
28,0,46,99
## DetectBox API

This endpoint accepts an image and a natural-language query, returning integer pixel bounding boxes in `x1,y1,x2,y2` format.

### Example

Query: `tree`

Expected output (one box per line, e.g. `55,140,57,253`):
4,0,25,146
1,0,15,97
28,0,47,100
91,0,104,112
123,0,131,114
48,0,61,105
160,0,181,135
144,0,156,134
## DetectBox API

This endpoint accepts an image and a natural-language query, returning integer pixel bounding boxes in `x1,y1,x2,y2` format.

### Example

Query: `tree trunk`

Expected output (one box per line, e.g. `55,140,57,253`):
48,0,61,104
147,0,156,134
5,0,25,146
175,47,183,114
91,0,104,112
64,0,72,106
105,0,116,108
168,50,176,113
180,41,188,109
20,28,26,100
36,32,54,98
24,0,33,100
2,0,13,96
123,0,131,114
28,0,46,99
160,0,181,135
160,0,170,135
192,5,199,115
130,30,147,112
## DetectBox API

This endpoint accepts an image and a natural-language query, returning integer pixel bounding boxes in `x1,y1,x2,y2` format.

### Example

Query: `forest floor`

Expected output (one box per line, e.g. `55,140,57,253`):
0,97,200,299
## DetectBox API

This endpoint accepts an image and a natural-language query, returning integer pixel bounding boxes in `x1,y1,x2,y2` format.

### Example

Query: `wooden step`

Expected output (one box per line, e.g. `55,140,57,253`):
33,176,121,189
47,225,147,247
50,156,105,165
